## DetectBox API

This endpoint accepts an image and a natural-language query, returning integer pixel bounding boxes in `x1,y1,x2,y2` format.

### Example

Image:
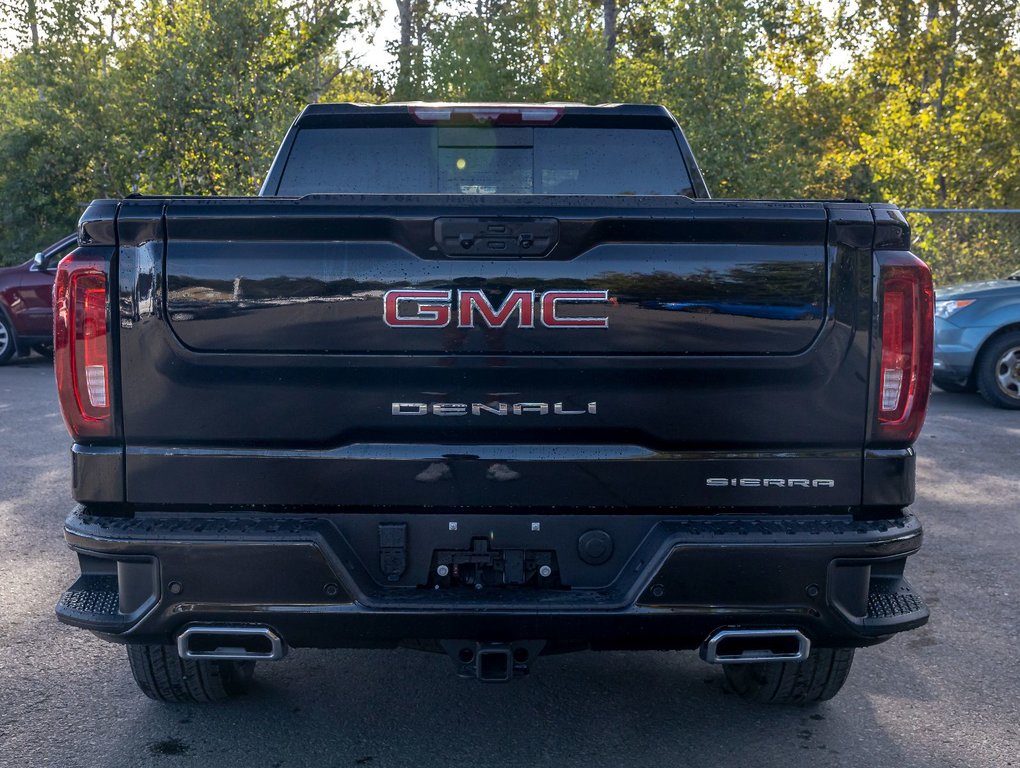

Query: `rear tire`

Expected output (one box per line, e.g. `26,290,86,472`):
975,331,1020,409
722,647,855,705
127,644,256,703
0,313,15,365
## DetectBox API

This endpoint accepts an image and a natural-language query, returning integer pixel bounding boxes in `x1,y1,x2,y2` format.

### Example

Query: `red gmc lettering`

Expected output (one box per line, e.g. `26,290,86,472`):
383,289,609,329
540,290,610,328
383,290,452,327
457,290,535,328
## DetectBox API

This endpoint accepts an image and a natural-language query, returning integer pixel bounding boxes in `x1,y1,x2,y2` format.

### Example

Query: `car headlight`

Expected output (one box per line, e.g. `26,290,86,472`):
935,299,975,319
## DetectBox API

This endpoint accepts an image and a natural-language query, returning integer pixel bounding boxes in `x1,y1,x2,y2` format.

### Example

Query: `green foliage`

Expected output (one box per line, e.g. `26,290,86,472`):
0,0,124,257
537,0,614,102
0,0,1017,282
822,0,1020,279
423,0,544,100
119,0,375,195
911,213,1020,285
0,0,375,261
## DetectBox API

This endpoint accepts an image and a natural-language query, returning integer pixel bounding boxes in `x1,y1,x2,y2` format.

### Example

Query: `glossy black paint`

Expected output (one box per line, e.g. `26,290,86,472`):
71,444,123,503
162,199,828,355
69,194,917,509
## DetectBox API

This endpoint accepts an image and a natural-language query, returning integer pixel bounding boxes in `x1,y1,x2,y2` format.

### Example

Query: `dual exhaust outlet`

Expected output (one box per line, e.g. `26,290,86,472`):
700,628,810,664
177,626,286,662
175,625,810,669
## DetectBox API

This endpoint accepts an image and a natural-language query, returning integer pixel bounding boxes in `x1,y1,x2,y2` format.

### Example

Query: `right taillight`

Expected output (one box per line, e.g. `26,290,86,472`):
875,252,934,443
54,251,113,439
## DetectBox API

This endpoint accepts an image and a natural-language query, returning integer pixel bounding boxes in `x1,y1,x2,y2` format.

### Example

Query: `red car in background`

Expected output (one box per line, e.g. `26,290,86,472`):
0,234,76,364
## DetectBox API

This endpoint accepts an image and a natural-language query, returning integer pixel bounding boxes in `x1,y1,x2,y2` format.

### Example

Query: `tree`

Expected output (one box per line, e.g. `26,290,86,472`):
824,0,1020,280
0,0,127,258
115,0,371,195
1,0,1017,281
603,0,616,62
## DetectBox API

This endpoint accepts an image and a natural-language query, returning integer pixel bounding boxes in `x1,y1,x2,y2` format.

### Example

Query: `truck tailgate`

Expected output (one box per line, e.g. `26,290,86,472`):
116,196,874,509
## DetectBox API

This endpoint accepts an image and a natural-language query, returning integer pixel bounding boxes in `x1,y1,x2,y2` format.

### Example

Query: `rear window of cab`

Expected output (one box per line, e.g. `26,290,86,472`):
276,126,694,197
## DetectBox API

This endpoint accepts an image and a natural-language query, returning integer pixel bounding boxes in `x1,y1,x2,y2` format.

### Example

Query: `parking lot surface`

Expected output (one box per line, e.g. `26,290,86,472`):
1,355,1018,767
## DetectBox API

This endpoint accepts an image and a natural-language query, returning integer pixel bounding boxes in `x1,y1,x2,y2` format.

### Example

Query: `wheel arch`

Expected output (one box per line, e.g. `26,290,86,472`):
973,322,1020,373
953,322,1020,387
0,298,16,327
973,324,1020,406
0,300,19,348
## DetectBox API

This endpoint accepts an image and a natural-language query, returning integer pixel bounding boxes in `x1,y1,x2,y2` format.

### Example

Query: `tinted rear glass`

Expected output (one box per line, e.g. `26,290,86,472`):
276,127,693,196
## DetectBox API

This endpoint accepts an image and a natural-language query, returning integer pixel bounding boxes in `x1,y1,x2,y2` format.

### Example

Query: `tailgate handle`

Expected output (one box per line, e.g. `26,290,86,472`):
435,218,558,258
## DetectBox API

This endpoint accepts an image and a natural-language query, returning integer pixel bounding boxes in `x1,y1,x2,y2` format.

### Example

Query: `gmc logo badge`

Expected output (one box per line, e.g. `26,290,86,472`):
383,289,610,329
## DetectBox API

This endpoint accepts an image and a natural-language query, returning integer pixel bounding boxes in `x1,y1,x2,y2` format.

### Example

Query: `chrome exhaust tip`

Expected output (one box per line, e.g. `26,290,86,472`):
700,628,810,664
177,626,286,661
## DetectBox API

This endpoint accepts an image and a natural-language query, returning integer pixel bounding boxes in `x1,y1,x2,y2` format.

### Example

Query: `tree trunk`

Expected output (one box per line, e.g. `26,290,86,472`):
934,0,959,121
26,0,40,53
394,0,414,98
603,0,617,64
933,0,959,206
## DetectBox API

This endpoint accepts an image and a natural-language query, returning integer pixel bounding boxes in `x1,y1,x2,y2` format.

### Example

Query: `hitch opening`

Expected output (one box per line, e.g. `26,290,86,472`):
477,648,513,682
441,640,545,682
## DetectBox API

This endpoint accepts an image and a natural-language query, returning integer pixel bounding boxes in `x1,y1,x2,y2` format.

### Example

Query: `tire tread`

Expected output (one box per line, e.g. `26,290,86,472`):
127,644,253,703
723,647,855,705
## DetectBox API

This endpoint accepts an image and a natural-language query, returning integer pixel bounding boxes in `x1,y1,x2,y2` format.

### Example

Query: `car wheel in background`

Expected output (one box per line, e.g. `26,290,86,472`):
975,331,1020,410
0,312,16,365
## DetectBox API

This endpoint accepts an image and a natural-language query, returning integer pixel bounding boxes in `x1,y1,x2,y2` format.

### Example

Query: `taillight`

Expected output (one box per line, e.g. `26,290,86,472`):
875,252,934,443
54,251,113,439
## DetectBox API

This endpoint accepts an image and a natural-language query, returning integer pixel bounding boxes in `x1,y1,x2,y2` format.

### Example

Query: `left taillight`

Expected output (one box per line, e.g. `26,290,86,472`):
54,251,113,439
874,251,934,443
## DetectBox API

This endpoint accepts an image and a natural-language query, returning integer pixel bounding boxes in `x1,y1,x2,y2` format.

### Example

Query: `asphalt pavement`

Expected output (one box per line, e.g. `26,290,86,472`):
1,354,1017,767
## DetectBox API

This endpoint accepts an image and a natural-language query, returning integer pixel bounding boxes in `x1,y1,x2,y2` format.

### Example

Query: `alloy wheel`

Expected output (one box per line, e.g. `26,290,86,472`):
995,345,1020,400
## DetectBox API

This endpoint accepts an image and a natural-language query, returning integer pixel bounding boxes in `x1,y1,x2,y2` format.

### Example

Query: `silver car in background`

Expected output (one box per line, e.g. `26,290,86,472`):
933,270,1020,408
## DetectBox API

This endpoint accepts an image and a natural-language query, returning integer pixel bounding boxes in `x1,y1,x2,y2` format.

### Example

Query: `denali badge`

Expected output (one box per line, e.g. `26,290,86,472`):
383,289,610,329
706,478,836,488
393,402,597,416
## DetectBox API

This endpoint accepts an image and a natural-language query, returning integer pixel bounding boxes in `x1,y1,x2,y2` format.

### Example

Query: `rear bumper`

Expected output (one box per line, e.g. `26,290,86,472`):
57,506,928,651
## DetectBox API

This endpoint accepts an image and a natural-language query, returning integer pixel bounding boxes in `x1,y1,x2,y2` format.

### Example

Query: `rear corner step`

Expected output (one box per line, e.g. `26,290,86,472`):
862,576,929,633
56,574,126,632
56,573,155,633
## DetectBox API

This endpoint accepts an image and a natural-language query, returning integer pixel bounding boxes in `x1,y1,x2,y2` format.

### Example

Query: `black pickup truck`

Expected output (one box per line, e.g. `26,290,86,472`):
55,103,934,705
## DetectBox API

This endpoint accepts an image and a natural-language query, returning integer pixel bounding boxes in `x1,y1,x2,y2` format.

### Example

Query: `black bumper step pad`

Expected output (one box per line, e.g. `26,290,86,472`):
56,575,123,632
862,577,928,633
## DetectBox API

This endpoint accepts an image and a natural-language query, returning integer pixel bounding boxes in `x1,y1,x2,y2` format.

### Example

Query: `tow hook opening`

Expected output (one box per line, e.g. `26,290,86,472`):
700,629,810,664
441,640,546,682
